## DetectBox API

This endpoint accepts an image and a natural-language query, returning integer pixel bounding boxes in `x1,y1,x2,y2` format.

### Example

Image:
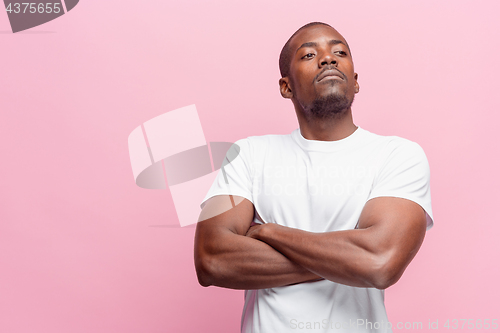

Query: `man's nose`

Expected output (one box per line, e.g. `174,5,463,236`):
320,52,337,67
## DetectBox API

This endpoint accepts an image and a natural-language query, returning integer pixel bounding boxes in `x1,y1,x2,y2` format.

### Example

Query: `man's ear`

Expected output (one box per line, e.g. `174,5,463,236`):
279,77,293,99
354,73,360,94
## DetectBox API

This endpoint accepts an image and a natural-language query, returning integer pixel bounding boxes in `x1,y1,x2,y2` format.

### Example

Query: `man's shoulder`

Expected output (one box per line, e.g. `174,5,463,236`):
360,129,429,174
360,128,425,153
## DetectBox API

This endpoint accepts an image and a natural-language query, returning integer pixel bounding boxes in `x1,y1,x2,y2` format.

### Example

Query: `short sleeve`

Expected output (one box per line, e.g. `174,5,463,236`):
368,140,434,230
200,138,254,209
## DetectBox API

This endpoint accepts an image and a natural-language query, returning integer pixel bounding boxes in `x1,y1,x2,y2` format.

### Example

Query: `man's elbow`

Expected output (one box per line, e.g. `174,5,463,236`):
370,271,400,290
194,253,217,287
369,258,406,290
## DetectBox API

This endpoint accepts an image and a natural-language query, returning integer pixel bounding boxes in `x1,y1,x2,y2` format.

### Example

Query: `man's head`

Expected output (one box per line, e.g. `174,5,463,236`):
279,23,359,120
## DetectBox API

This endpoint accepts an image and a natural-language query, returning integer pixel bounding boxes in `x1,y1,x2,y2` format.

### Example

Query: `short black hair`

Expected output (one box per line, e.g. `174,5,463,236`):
278,22,351,78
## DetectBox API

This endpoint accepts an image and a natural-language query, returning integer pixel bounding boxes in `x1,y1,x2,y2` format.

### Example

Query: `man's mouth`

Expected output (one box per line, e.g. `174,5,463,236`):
316,69,345,83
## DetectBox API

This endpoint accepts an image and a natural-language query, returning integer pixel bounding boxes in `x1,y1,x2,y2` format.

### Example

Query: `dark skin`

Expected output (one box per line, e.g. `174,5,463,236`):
194,25,427,290
280,25,359,141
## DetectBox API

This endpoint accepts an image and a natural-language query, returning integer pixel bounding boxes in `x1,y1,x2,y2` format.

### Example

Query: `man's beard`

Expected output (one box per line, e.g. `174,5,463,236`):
305,91,354,120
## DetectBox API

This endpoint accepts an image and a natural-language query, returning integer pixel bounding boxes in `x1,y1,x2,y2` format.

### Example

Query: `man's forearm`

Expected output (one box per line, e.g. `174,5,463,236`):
195,226,321,290
248,223,393,289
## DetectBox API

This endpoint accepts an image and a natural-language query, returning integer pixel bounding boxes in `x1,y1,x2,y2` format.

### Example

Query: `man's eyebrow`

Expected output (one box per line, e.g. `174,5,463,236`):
296,40,347,53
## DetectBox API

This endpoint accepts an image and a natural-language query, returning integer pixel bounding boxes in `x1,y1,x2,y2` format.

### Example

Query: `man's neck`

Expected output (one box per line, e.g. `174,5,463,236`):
296,108,357,141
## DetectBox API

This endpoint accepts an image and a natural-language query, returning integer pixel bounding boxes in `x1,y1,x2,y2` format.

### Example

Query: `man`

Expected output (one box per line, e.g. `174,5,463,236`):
194,22,433,333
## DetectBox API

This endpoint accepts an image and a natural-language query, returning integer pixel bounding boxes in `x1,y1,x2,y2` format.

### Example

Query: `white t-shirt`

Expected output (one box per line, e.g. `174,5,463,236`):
201,127,433,333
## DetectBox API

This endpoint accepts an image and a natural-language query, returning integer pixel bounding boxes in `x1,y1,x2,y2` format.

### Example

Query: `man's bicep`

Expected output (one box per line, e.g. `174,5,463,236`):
197,195,254,236
356,197,427,276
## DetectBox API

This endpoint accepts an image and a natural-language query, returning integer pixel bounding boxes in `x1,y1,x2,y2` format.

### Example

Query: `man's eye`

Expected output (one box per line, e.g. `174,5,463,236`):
302,53,315,59
335,50,347,56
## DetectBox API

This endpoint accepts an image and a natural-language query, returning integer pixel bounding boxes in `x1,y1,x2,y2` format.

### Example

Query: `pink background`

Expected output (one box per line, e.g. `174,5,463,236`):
1,0,499,332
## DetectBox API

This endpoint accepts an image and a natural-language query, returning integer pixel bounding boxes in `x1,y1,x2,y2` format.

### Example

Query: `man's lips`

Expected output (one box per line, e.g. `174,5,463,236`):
316,69,345,83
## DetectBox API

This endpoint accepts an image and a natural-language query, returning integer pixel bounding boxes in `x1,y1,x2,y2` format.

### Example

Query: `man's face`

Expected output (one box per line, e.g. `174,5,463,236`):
282,25,359,118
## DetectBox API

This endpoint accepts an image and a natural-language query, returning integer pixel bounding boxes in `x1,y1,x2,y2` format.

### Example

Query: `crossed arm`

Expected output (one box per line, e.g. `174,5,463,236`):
194,195,427,290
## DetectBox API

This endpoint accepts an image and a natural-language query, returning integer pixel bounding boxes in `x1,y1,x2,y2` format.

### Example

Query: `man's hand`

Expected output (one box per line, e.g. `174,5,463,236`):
245,223,267,239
